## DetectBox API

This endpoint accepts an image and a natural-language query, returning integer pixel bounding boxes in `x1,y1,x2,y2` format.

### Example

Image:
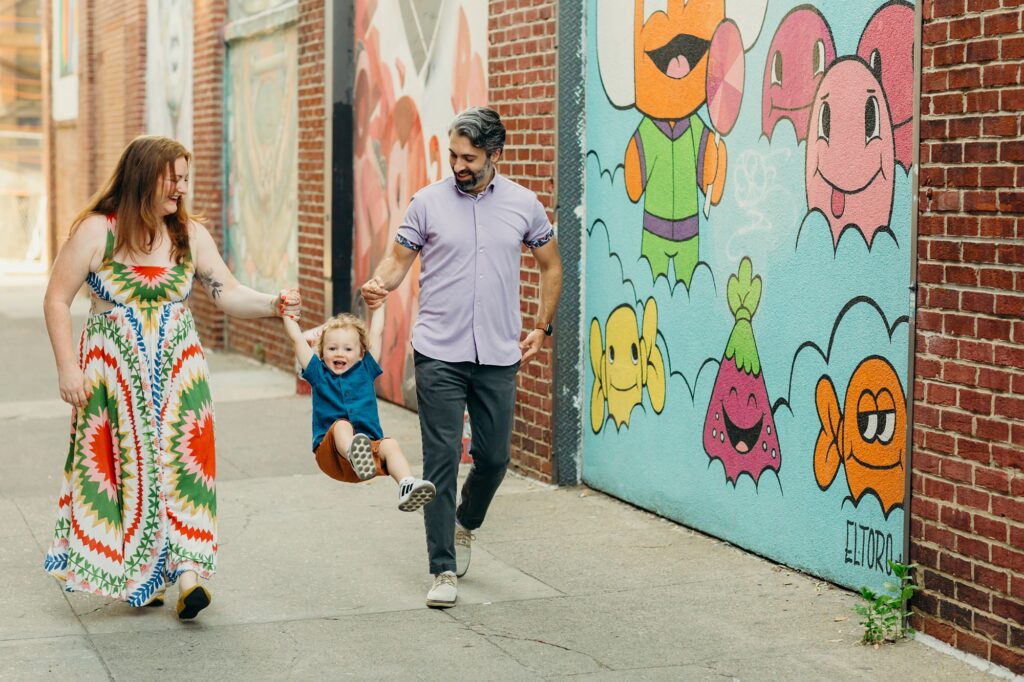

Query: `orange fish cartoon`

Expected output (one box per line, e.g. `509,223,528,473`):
813,356,906,516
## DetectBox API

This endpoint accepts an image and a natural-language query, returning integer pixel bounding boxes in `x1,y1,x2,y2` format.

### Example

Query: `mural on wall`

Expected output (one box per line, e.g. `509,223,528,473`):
52,0,79,121
589,297,666,433
225,17,299,292
145,0,193,149
353,0,487,408
585,0,916,591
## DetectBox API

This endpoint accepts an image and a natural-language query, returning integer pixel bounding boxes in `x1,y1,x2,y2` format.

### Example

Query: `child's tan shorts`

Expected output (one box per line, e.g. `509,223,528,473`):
315,419,391,483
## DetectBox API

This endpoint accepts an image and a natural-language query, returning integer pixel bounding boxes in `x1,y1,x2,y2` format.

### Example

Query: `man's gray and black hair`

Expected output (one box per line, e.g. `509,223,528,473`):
449,107,506,155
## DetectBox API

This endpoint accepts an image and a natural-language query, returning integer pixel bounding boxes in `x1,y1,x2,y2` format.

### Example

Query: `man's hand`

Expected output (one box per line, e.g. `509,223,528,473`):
519,328,547,365
361,276,389,311
303,324,323,349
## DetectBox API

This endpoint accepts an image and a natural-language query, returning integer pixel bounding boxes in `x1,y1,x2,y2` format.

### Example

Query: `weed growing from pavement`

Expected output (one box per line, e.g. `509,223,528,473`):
855,560,918,645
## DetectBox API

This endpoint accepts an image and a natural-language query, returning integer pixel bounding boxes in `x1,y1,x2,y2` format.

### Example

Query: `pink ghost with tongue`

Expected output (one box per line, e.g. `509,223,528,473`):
805,57,894,248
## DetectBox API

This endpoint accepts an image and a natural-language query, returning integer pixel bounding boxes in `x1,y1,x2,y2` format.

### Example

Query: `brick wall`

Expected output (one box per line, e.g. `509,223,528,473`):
912,0,1023,673
190,0,227,347
296,0,329,328
46,0,147,254
88,1,147,189
191,2,327,360
488,0,558,482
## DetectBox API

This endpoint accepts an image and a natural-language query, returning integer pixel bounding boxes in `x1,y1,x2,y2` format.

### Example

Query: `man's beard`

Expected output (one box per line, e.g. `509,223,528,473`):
454,158,493,192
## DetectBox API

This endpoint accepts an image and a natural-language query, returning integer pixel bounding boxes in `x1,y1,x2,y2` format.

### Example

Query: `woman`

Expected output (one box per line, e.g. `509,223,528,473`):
42,135,299,619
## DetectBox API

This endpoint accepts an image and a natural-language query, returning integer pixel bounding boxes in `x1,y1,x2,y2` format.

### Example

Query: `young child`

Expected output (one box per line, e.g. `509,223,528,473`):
282,313,436,511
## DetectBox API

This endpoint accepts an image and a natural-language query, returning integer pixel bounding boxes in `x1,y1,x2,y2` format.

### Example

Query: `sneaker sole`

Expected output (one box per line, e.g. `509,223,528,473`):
425,597,456,609
399,482,436,512
347,434,376,481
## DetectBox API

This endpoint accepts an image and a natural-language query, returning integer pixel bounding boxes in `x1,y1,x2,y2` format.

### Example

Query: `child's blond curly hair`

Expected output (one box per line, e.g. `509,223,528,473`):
316,313,370,358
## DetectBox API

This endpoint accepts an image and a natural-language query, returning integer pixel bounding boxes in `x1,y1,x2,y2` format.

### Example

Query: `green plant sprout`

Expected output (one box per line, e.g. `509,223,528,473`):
855,560,918,645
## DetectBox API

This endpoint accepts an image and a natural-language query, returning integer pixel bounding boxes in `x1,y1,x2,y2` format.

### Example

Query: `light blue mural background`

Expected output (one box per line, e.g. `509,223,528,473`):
583,0,915,592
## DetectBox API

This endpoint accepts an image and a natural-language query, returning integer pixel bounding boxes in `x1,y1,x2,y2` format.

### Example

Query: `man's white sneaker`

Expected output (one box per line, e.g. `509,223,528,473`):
455,524,474,578
426,571,457,608
398,479,436,512
347,434,376,481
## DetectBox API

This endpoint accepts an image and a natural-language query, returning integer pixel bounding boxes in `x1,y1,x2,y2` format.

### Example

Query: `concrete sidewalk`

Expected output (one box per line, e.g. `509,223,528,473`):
0,273,1003,680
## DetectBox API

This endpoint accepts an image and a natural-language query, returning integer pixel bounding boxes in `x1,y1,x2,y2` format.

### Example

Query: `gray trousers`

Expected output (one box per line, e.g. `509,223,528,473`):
414,351,519,575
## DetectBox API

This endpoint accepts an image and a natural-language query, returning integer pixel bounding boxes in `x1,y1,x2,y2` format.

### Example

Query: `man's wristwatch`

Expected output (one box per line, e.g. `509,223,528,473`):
537,323,553,336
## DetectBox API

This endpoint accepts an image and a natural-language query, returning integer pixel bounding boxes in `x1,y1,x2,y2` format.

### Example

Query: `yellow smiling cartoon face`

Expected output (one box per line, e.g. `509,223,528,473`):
590,298,667,432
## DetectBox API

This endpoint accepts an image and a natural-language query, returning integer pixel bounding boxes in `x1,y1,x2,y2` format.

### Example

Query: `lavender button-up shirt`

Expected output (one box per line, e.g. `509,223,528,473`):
395,173,554,366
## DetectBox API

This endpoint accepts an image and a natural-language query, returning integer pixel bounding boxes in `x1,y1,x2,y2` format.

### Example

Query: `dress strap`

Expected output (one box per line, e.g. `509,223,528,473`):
102,225,115,261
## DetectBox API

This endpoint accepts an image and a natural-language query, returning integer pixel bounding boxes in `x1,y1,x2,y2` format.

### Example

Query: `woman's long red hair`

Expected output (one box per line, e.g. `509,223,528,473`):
72,135,196,264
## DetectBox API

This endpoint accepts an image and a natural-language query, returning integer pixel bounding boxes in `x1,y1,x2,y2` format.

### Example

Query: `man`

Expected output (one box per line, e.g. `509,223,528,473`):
362,107,563,608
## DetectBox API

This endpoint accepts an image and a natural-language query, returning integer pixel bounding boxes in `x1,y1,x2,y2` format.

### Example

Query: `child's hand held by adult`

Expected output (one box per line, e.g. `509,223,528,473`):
276,288,301,319
361,277,388,310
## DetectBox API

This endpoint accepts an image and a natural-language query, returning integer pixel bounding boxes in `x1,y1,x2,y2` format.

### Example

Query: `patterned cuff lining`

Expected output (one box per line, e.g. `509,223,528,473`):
524,230,554,249
395,234,422,251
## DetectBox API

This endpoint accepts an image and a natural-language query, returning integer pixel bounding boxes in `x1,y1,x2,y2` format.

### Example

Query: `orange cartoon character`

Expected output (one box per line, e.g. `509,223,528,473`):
597,1,765,288
813,356,906,517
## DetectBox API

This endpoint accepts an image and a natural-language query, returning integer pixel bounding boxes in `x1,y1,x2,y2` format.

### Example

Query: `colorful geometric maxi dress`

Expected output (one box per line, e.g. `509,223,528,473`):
44,222,217,607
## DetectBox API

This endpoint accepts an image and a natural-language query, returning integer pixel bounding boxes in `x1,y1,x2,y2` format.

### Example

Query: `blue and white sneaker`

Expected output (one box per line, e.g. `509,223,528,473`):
398,479,436,512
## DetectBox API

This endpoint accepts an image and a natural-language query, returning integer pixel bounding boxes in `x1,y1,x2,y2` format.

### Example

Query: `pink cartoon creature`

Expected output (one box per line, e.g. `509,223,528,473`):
761,6,836,142
805,57,895,247
857,0,915,172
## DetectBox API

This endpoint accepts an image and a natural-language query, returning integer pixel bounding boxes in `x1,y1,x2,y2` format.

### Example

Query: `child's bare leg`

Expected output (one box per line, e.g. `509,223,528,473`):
380,439,436,512
332,420,355,456
378,439,412,482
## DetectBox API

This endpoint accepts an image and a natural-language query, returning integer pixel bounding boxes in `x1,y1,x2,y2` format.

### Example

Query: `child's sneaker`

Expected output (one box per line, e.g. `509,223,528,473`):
398,478,436,512
347,434,376,481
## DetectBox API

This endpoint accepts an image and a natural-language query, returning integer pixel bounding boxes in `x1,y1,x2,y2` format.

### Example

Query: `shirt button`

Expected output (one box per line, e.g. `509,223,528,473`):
479,274,484,279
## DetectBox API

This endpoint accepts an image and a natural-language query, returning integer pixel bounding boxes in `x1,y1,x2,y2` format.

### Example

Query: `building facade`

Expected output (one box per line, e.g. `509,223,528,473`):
42,0,1022,673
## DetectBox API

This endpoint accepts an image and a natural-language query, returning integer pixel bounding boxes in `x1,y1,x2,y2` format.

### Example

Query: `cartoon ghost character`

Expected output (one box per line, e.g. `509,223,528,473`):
703,257,781,485
761,5,836,142
857,0,915,172
589,298,666,433
814,356,906,516
805,57,895,247
597,1,763,288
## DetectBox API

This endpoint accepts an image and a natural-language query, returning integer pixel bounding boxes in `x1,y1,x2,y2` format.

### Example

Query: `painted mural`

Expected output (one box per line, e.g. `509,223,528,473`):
353,0,488,408
51,0,78,121
224,7,298,292
585,0,916,591
145,0,193,149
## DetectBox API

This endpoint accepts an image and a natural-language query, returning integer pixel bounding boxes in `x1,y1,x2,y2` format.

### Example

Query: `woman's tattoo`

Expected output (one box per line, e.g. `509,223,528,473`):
196,268,223,299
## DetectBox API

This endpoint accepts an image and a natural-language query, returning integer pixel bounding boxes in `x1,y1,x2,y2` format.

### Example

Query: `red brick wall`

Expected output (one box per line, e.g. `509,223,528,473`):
46,0,146,256
296,0,329,328
190,0,228,347
191,2,327,361
88,1,147,188
912,0,1024,673
489,0,558,482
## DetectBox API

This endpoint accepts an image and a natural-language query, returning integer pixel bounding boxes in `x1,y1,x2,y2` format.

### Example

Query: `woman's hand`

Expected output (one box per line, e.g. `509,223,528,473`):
58,367,90,408
276,288,301,320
